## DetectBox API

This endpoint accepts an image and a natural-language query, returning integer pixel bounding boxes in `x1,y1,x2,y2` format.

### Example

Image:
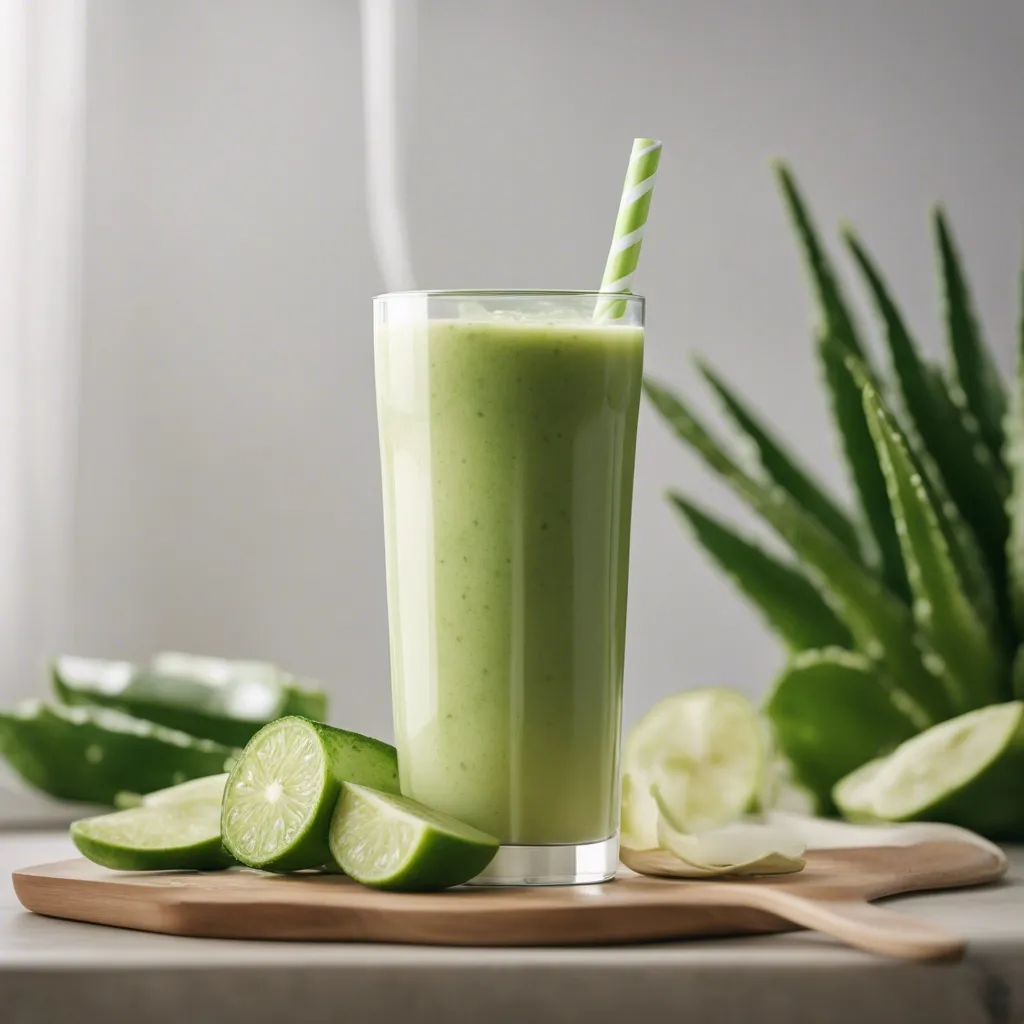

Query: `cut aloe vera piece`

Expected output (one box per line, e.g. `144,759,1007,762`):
0,701,238,805
221,717,399,871
644,377,943,726
52,654,319,747
834,702,1024,839
669,495,852,652
151,652,329,724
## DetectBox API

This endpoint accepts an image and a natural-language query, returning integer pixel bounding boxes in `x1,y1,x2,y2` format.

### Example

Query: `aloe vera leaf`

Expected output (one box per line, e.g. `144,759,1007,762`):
644,376,947,725
860,378,1005,710
818,331,909,599
844,227,1010,576
1007,250,1024,635
774,163,872,364
1013,645,1024,701
934,206,1008,462
669,494,853,652
694,358,862,560
765,648,919,814
838,344,1000,643
838,234,1007,631
775,166,910,596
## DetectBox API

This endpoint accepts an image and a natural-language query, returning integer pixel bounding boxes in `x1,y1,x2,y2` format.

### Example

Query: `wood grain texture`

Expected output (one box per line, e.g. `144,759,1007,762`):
12,841,1005,959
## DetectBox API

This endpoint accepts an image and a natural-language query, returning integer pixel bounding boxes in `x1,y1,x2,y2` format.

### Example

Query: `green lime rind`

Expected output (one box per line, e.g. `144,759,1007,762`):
71,800,231,871
221,717,399,872
114,773,228,811
329,783,498,891
765,648,919,814
833,701,1024,839
0,701,239,805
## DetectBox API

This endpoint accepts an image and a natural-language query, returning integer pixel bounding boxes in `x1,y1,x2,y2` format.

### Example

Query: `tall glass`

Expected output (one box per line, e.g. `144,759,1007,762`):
373,291,644,885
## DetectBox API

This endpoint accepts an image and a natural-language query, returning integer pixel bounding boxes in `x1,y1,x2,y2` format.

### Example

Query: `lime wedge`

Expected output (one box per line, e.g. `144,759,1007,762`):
329,783,498,891
833,702,1024,839
117,772,229,810
621,688,768,849
71,799,230,871
220,717,399,871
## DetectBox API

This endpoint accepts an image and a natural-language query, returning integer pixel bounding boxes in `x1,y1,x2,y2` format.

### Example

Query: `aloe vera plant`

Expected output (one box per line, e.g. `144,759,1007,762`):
646,163,1021,811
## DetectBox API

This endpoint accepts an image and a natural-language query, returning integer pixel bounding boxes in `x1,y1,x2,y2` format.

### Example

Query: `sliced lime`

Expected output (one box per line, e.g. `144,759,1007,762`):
116,772,229,810
0,701,238,805
220,717,399,871
833,702,1024,839
621,688,768,849
71,799,230,871
329,783,498,891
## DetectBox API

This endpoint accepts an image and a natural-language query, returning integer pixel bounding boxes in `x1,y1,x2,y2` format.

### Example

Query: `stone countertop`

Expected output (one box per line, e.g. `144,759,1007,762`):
1,832,1022,1024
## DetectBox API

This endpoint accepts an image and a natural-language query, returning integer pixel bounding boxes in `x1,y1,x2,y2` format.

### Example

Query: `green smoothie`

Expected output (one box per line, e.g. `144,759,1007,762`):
375,314,643,845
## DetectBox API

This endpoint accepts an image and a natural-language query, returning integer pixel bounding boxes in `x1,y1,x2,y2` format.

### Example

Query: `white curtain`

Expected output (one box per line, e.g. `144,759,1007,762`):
0,0,86,823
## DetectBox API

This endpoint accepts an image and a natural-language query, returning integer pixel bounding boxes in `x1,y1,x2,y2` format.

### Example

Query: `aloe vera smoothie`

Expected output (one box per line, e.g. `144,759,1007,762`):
374,302,643,846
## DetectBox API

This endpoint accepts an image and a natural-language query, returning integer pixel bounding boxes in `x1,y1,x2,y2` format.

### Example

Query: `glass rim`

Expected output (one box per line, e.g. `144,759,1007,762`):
374,289,645,303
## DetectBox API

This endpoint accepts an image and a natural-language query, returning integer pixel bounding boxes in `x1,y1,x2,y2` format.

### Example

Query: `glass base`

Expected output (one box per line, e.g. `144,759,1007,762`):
466,834,619,887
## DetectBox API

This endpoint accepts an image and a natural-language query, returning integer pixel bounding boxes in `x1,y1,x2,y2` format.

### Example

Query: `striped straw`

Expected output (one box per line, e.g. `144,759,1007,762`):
596,138,662,319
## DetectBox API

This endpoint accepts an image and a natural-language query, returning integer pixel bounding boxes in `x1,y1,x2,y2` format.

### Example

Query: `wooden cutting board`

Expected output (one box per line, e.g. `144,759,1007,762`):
13,841,1005,961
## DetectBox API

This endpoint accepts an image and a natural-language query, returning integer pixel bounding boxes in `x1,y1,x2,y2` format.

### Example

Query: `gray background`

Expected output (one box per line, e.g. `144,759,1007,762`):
68,0,1024,740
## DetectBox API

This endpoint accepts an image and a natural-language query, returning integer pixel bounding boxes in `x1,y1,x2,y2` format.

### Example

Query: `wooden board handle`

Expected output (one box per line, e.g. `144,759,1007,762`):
721,886,965,961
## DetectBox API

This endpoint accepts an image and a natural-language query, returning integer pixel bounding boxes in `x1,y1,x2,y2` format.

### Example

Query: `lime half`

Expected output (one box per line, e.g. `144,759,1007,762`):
834,701,1024,839
71,799,229,871
621,688,767,849
220,717,399,871
329,783,498,891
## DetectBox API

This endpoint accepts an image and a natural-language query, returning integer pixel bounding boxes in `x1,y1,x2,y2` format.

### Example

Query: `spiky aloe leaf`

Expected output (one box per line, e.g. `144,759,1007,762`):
669,494,853,652
775,163,871,362
838,349,999,643
860,376,1005,710
1007,251,1024,635
694,358,862,560
774,165,907,596
844,226,1009,584
765,648,919,814
818,331,909,599
644,376,947,725
935,207,1008,463
841,232,1007,631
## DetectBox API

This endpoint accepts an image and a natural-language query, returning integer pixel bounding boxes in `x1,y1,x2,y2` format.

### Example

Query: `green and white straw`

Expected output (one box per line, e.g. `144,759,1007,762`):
597,137,662,319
